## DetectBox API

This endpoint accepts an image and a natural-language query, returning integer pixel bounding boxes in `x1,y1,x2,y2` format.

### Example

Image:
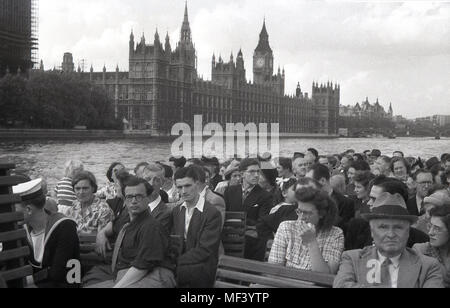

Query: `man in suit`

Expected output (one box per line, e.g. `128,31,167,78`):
190,165,226,227
334,192,443,288
170,166,222,288
224,158,274,261
147,185,172,233
306,164,355,234
407,169,433,216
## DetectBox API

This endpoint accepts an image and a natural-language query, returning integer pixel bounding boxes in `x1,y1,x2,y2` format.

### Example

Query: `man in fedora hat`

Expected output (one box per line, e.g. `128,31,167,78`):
334,192,443,288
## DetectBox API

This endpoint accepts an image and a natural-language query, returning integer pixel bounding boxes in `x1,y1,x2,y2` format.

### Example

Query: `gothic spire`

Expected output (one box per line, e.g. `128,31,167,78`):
180,1,191,43
255,18,272,53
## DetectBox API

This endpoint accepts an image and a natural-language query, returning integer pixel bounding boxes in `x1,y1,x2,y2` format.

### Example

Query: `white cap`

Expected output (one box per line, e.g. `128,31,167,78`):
12,178,44,201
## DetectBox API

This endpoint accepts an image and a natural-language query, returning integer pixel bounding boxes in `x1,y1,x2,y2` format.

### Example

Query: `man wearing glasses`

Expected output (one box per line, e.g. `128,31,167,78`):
407,169,433,216
85,177,175,288
224,158,274,261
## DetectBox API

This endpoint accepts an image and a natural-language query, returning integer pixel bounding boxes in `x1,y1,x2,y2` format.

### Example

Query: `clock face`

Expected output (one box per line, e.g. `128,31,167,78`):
256,57,265,68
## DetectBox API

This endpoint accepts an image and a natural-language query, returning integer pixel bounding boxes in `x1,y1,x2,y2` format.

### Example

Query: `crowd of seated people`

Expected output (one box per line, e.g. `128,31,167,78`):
6,150,450,288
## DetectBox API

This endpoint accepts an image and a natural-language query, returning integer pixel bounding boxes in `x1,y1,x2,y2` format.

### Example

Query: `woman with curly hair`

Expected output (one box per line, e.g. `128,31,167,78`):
268,187,344,274
414,204,450,288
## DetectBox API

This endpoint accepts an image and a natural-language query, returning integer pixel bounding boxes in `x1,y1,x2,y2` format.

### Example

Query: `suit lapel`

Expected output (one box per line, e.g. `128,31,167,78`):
397,250,421,288
358,247,379,285
176,206,186,237
187,208,203,248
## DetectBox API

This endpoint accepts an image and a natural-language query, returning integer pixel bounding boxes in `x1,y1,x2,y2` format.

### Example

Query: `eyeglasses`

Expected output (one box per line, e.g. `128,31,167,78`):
428,223,447,234
246,170,260,175
125,194,146,202
295,209,315,218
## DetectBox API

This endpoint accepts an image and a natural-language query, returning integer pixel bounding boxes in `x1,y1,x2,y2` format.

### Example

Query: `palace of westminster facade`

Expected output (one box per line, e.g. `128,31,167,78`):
80,4,340,136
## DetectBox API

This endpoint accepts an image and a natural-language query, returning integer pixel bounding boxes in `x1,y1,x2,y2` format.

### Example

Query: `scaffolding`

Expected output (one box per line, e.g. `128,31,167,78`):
31,0,39,68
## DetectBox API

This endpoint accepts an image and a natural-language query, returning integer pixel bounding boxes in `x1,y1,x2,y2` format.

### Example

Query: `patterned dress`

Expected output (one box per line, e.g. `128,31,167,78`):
269,220,345,271
61,197,113,234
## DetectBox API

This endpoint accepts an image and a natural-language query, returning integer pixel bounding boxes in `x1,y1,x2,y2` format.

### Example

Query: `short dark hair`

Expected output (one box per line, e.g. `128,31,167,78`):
293,152,305,159
349,160,371,172
124,176,154,197
412,168,432,181
174,166,200,182
158,163,173,179
134,162,149,175
24,194,46,210
282,178,298,192
353,171,376,188
297,177,322,190
188,165,207,184
309,164,331,181
169,156,187,168
261,169,278,187
107,162,124,182
72,171,98,193
239,158,260,172
278,157,293,172
393,151,405,157
370,175,409,203
115,169,134,197
307,148,319,158
430,164,444,179
295,187,337,232
430,205,450,240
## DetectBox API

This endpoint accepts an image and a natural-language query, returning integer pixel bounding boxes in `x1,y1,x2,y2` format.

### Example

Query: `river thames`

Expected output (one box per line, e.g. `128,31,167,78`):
1,137,448,191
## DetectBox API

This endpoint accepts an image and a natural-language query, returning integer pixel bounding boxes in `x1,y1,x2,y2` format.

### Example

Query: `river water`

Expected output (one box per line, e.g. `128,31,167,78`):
1,137,449,191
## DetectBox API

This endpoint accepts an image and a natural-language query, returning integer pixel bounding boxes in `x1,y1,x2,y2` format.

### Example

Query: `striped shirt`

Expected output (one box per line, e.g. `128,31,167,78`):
54,177,76,207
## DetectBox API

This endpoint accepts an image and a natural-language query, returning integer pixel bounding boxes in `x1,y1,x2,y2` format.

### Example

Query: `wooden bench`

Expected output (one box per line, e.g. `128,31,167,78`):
222,212,246,258
0,163,32,288
215,256,335,288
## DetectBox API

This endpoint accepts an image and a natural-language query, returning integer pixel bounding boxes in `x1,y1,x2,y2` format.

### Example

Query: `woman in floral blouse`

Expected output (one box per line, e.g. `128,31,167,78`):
269,187,344,274
61,171,113,235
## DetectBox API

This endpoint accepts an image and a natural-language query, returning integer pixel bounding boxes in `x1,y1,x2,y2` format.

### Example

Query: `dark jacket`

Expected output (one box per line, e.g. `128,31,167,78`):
170,200,222,288
26,213,80,288
224,185,274,227
256,204,297,239
224,185,274,261
150,199,172,233
407,197,420,216
332,190,355,235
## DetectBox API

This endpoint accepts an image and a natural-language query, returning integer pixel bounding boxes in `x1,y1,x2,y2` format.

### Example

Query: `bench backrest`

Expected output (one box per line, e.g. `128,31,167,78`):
0,163,32,288
215,255,335,288
221,212,246,258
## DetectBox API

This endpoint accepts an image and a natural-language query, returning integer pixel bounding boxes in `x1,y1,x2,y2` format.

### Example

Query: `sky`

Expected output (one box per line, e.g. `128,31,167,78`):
38,0,450,119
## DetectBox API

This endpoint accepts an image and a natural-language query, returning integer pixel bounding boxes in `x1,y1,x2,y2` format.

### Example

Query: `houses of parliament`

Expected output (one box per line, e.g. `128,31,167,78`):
79,4,340,136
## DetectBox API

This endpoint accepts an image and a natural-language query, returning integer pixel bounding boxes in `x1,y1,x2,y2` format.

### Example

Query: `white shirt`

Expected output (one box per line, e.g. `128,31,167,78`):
378,252,401,288
416,195,424,214
200,186,208,199
31,231,46,264
148,195,162,213
181,196,205,239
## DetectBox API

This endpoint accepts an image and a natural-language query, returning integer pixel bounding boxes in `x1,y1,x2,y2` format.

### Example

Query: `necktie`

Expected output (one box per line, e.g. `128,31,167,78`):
111,223,130,273
380,258,392,287
419,200,426,216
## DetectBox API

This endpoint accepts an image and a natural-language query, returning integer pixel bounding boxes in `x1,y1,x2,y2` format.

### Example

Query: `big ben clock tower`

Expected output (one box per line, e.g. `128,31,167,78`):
253,19,274,84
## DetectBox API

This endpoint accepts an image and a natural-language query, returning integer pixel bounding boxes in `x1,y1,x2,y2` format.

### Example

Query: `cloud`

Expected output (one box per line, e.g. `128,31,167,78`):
38,0,450,118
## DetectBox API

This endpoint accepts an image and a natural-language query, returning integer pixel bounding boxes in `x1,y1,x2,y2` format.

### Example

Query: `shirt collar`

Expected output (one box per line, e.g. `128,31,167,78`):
377,251,401,268
242,184,256,194
148,195,162,212
181,196,205,213
200,186,208,199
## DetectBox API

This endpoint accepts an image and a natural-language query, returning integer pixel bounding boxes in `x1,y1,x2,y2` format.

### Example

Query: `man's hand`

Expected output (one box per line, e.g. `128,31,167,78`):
95,230,111,258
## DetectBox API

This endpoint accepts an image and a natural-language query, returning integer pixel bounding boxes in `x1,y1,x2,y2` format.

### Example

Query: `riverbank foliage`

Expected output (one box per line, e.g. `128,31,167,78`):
0,71,121,129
